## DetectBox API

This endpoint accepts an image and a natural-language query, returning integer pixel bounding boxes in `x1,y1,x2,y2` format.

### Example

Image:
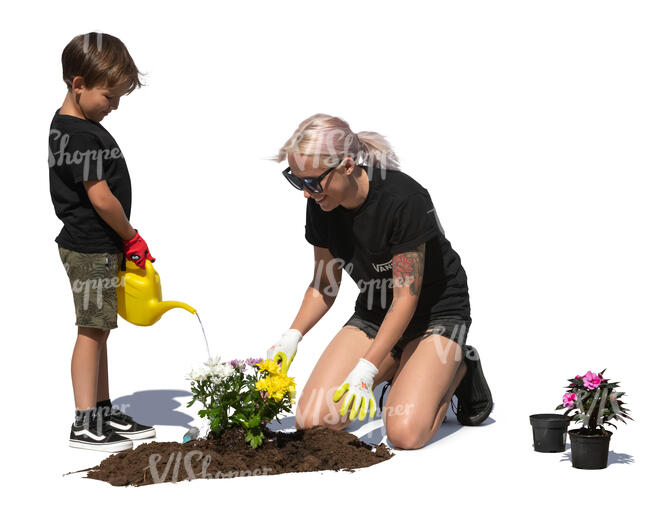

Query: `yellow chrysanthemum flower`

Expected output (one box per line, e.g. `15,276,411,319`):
255,372,296,402
256,376,282,401
255,377,273,395
273,373,296,401
267,377,285,402
255,359,281,375
276,373,296,398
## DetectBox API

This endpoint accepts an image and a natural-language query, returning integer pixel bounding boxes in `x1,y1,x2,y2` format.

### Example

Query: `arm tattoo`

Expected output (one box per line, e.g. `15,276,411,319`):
392,243,425,297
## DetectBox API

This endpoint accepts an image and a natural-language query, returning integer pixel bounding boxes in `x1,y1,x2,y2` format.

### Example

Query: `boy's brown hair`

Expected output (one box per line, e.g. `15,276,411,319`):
61,32,144,93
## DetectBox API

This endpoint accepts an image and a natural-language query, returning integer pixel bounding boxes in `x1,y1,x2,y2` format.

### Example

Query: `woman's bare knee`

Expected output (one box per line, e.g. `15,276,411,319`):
386,417,431,450
296,387,348,430
296,413,348,431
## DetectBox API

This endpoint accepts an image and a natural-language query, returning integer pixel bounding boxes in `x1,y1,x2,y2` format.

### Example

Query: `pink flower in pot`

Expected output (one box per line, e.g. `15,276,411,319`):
562,392,577,409
583,371,602,390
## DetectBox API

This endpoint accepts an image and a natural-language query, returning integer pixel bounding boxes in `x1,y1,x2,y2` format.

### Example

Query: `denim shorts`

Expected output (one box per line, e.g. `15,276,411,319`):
58,245,124,330
342,312,471,361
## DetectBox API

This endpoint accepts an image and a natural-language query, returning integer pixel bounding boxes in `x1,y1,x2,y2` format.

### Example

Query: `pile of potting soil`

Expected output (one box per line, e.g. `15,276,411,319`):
85,426,393,486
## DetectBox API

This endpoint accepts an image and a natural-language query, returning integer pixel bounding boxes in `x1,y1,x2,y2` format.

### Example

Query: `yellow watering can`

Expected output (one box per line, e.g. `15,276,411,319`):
117,259,196,326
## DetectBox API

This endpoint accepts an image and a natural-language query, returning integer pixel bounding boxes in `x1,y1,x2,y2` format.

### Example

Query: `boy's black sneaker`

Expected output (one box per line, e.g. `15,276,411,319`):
101,407,156,440
452,344,493,426
69,409,133,452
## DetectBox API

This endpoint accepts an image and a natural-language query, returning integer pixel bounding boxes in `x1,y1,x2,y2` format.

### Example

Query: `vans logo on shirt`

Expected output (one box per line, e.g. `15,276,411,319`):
372,259,393,273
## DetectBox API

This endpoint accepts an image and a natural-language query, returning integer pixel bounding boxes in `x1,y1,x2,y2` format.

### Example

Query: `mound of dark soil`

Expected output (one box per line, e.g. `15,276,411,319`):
85,426,393,486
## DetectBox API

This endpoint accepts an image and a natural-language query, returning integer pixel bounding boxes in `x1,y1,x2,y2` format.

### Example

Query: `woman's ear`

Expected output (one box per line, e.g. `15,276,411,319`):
343,156,356,175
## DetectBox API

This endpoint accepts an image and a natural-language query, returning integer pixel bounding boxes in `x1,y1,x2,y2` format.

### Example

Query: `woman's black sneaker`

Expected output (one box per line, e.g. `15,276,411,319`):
100,407,156,440
69,409,133,452
452,344,494,426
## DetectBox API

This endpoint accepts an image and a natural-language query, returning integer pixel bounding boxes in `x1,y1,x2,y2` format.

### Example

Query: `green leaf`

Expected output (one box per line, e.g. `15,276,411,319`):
245,428,264,448
231,412,246,424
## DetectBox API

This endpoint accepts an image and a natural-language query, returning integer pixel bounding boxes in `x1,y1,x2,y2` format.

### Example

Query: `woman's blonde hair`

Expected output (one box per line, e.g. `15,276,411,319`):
273,113,399,171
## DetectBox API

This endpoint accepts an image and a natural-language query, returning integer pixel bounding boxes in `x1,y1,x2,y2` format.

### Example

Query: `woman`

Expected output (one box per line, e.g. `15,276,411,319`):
266,114,493,450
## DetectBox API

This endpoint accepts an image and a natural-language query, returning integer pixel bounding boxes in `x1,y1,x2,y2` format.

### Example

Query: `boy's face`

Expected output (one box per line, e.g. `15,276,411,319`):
71,77,130,123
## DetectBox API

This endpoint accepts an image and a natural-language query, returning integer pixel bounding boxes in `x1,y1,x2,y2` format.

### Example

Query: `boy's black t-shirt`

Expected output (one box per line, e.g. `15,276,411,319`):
48,108,132,253
305,167,471,325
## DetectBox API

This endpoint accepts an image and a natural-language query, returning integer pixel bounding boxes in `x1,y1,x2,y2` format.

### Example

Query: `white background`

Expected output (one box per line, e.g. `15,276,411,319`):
1,0,647,514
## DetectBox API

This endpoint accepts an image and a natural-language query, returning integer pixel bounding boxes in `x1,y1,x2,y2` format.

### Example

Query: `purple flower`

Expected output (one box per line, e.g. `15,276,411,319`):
229,359,244,369
245,357,264,366
583,371,602,390
562,392,577,409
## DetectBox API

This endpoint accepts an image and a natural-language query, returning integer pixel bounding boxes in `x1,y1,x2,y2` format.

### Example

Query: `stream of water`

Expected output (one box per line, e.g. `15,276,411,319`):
195,312,212,360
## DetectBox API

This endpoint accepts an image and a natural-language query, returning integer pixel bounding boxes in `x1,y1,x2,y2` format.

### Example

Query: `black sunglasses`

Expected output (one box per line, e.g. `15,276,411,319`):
282,160,342,194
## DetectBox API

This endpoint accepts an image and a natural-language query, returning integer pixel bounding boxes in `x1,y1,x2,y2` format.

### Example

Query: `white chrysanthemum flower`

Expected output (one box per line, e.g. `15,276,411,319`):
186,368,202,381
212,362,235,379
187,356,237,384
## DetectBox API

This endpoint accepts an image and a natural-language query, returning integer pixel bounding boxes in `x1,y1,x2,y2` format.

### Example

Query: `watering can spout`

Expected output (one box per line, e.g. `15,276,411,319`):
155,300,197,318
117,259,196,326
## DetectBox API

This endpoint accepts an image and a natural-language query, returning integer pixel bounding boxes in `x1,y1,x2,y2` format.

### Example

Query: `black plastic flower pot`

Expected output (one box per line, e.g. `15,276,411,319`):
529,413,572,452
568,429,612,469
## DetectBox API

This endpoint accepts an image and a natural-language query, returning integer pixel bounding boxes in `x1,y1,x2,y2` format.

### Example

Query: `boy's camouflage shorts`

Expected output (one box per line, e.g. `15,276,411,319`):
58,245,124,330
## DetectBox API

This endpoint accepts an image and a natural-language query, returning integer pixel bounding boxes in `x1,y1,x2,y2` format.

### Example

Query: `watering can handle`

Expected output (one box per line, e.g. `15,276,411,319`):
123,230,156,269
144,258,156,279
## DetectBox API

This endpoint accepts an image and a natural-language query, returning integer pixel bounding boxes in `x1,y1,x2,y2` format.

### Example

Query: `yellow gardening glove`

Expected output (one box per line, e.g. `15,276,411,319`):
333,358,379,421
266,329,302,375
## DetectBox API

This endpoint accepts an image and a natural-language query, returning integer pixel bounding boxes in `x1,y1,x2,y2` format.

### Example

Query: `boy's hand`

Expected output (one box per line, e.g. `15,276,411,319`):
122,230,155,269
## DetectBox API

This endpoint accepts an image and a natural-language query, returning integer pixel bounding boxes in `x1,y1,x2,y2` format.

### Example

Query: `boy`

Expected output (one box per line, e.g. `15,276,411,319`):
49,32,156,451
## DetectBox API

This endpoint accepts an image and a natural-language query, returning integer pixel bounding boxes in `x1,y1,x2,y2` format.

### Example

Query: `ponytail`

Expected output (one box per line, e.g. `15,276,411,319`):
356,131,400,170
274,114,400,172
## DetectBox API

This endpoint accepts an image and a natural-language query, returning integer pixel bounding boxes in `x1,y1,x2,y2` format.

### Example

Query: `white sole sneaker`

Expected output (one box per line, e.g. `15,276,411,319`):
113,428,156,440
69,426,134,452
69,436,133,452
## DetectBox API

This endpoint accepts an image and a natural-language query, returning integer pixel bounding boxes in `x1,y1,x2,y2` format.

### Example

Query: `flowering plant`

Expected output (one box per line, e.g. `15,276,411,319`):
186,356,296,448
556,368,633,434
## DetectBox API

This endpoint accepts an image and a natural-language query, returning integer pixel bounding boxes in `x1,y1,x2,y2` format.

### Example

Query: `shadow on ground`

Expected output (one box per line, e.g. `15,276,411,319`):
112,389,194,428
559,449,634,466
266,381,496,450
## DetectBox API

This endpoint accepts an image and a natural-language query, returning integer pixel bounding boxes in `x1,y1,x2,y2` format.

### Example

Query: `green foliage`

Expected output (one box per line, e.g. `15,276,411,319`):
187,358,295,448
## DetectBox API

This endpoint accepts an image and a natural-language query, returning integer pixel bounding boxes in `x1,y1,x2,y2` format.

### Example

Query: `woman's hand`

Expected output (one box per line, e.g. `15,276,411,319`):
266,329,303,374
333,358,379,421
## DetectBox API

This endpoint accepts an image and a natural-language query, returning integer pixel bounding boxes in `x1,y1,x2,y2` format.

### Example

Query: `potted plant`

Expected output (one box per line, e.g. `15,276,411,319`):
556,369,633,469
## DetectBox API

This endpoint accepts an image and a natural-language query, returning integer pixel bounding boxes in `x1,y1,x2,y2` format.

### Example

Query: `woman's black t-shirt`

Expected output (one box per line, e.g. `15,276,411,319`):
48,109,132,253
305,167,471,325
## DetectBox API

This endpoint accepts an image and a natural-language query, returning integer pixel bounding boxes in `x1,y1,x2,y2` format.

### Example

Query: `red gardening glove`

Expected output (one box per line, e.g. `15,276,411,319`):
122,230,155,269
